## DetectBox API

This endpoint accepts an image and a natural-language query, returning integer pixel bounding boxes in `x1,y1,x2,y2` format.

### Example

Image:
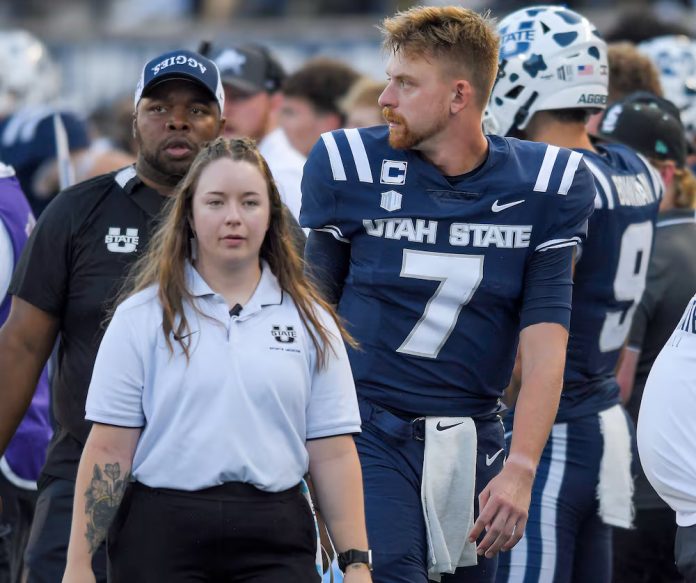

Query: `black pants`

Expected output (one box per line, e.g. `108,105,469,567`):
108,481,320,583
676,524,696,583
0,471,38,583
613,507,683,583
24,475,107,583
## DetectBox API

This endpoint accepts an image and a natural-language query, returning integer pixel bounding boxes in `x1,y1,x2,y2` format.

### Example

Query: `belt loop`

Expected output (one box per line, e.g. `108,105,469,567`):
411,417,426,441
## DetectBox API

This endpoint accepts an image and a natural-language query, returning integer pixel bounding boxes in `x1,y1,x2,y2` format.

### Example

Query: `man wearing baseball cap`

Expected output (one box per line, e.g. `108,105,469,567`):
212,44,305,220
0,48,225,582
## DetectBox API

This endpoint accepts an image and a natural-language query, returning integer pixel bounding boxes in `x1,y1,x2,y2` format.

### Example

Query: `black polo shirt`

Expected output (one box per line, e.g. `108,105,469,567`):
9,166,166,480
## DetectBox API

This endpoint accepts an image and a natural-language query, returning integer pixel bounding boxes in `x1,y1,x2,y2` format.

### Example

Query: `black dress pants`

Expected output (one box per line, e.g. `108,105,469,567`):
108,481,320,583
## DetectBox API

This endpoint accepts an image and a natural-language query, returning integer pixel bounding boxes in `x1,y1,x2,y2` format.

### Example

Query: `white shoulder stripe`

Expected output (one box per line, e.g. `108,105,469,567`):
344,128,373,183
314,225,349,243
533,145,560,193
535,236,582,252
320,132,346,182
558,151,583,195
583,158,615,209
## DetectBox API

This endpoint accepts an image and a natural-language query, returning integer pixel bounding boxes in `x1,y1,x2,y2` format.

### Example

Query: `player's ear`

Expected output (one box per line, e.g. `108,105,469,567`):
451,79,473,114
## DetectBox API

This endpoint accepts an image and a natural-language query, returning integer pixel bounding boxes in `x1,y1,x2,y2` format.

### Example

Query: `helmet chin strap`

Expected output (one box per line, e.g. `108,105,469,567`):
514,91,539,133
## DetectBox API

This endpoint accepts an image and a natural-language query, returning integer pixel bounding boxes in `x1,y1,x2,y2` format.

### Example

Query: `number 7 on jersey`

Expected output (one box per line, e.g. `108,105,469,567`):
397,249,485,359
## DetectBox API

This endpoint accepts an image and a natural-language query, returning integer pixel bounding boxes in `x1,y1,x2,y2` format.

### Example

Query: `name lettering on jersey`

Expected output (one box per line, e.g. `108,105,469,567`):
105,227,139,253
611,173,657,207
363,218,532,249
449,223,532,248
380,160,407,185
364,218,437,244
151,55,207,76
577,94,607,105
380,190,403,212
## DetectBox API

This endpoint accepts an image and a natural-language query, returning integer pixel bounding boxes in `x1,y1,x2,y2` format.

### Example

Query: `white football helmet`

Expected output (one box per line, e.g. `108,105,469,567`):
489,5,608,136
638,35,696,140
0,30,60,117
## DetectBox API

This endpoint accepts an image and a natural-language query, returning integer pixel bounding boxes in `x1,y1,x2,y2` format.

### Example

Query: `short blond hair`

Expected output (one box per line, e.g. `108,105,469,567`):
608,42,663,103
380,6,499,108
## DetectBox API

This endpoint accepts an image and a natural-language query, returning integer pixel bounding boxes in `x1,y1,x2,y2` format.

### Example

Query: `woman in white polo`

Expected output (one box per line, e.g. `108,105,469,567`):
62,138,371,583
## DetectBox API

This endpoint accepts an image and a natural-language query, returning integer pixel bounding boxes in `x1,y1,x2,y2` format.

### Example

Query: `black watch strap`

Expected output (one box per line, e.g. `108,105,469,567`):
337,549,373,572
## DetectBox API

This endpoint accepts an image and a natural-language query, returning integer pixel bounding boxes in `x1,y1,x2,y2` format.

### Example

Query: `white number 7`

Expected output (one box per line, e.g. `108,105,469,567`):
397,249,484,359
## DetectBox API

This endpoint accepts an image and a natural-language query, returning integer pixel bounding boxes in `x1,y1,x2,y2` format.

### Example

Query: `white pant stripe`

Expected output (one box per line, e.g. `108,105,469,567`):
539,423,568,583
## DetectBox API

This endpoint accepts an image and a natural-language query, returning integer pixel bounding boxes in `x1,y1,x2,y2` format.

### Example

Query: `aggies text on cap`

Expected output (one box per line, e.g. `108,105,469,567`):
134,49,225,112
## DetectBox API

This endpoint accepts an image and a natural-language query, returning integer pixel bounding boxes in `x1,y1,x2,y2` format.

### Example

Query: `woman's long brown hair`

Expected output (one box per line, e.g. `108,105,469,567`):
119,137,355,366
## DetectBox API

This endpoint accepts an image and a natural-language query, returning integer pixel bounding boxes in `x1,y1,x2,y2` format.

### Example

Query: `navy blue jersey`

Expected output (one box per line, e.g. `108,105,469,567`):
559,144,663,421
0,105,90,216
301,127,595,417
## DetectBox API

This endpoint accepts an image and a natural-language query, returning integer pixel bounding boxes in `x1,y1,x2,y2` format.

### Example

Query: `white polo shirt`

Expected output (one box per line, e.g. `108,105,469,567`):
86,262,360,492
637,293,696,527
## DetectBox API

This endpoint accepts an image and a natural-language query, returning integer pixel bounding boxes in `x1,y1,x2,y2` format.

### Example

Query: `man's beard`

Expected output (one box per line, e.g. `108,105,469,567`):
136,133,193,187
382,107,448,150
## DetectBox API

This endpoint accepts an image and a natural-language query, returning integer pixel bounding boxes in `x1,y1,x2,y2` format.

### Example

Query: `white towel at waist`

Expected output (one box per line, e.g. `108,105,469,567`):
597,404,634,528
421,416,478,581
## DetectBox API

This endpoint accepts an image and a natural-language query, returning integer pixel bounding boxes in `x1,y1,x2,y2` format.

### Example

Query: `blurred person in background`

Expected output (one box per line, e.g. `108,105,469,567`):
340,77,387,129
639,35,696,162
280,57,360,158
0,163,51,583
0,30,91,216
605,93,696,583
586,42,663,137
0,48,226,583
212,43,305,220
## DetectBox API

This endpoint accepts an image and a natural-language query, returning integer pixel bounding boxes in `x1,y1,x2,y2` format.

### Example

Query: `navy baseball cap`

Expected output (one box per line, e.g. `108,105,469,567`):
134,49,225,112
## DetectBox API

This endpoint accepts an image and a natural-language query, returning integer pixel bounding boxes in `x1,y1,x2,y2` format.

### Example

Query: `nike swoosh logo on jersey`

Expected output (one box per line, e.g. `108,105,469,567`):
491,199,525,212
436,421,464,431
485,448,505,466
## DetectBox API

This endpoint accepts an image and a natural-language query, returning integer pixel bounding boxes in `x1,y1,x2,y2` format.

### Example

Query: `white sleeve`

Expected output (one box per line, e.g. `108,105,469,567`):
0,221,14,304
0,220,13,305
85,304,146,427
305,309,361,439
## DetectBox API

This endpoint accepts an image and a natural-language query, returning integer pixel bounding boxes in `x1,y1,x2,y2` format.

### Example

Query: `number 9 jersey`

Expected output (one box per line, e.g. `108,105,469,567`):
560,143,663,421
300,126,596,418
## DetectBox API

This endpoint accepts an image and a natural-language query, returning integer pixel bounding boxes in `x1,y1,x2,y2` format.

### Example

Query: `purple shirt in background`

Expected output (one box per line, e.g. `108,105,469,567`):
0,169,52,487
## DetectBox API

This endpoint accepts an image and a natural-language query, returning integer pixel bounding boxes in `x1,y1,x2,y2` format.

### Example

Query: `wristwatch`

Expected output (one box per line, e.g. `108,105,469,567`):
337,549,373,572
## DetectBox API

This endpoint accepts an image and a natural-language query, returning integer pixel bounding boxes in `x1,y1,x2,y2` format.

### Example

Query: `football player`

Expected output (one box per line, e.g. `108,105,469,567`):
488,6,663,583
300,6,596,582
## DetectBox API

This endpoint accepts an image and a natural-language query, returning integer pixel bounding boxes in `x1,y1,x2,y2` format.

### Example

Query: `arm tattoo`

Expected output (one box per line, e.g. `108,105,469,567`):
84,463,131,554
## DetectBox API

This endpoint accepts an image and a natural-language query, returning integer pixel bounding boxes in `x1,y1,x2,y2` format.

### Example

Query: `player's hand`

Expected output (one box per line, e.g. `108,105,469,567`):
62,562,96,583
467,455,535,558
343,563,373,583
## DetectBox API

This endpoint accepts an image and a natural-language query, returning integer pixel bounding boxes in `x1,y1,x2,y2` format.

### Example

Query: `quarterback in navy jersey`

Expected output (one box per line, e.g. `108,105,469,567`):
301,7,595,583
488,6,662,583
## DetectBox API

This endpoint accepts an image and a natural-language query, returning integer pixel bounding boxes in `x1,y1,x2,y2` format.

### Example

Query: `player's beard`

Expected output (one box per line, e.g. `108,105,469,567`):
382,107,448,150
135,129,194,187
